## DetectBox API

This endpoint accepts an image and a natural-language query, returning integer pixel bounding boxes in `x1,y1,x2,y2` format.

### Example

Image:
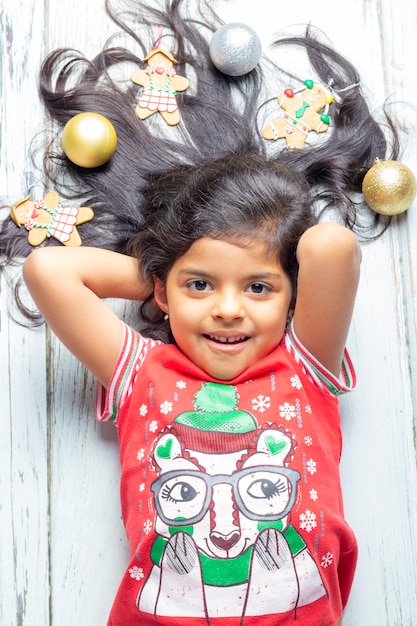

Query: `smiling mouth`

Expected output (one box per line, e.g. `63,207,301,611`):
205,334,249,344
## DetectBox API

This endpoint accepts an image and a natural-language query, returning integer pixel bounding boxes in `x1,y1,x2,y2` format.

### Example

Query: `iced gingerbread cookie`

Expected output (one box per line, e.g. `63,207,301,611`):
262,80,334,149
131,48,190,126
10,191,94,246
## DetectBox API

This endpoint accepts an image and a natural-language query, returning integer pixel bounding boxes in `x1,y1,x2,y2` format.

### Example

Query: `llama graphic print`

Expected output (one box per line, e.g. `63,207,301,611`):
136,382,326,621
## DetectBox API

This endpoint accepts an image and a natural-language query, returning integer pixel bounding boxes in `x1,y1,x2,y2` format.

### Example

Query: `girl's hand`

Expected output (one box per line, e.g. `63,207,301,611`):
23,247,152,387
293,222,361,377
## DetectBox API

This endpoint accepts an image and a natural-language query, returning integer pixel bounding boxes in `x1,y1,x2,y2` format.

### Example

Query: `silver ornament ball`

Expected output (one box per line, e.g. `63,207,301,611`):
209,23,262,76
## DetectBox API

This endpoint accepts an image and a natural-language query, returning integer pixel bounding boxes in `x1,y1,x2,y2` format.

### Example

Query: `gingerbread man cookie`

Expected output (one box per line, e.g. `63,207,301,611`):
10,191,94,246
131,48,190,126
262,80,334,149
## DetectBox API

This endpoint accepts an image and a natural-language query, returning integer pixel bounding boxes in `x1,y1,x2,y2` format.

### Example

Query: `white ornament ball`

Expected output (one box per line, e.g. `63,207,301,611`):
209,23,262,77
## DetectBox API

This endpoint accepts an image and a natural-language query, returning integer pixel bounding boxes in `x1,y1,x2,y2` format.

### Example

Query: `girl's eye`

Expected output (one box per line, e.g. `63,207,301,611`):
247,283,270,295
188,279,211,291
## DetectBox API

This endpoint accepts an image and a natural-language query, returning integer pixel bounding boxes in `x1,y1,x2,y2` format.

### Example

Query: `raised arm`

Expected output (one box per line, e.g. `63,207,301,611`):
292,222,362,377
23,247,152,387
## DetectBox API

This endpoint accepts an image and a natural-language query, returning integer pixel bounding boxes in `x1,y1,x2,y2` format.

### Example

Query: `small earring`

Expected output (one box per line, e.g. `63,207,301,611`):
164,314,169,321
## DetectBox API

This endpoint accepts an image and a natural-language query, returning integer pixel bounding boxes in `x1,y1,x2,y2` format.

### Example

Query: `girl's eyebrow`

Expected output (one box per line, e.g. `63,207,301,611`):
178,268,284,281
247,272,284,281
178,268,213,278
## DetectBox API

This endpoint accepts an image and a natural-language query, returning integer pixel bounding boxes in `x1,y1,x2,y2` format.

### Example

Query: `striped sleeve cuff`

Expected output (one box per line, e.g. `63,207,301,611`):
95,323,156,422
285,322,356,396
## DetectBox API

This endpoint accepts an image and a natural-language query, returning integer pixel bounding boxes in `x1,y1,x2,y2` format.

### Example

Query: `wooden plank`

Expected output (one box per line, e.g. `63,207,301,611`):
0,0,47,199
340,235,417,624
0,274,49,626
0,0,49,624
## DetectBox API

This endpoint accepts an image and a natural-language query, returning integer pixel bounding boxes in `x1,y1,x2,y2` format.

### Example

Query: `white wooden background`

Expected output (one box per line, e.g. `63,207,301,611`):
1,0,417,624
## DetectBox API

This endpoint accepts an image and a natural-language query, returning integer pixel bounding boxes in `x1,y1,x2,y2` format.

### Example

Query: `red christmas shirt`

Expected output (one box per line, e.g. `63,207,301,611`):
96,322,357,626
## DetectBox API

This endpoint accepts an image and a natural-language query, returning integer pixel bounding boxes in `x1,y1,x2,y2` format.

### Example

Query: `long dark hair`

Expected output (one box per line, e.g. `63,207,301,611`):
0,0,400,326
128,153,314,288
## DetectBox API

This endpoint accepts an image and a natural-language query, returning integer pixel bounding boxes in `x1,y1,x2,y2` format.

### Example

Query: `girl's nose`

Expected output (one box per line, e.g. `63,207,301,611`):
212,290,245,320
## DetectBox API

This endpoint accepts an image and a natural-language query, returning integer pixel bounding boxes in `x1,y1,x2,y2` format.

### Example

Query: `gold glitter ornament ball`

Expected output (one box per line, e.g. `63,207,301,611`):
362,158,417,215
61,112,117,168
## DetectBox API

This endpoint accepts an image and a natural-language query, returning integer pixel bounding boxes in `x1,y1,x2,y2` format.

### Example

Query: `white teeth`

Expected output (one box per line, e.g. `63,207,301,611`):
208,335,246,343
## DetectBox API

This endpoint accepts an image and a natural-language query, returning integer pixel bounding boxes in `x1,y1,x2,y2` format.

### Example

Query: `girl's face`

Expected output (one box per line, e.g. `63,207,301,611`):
154,237,293,381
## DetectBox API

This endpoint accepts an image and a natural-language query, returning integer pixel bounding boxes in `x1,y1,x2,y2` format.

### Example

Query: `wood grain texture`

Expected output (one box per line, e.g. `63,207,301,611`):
1,0,417,624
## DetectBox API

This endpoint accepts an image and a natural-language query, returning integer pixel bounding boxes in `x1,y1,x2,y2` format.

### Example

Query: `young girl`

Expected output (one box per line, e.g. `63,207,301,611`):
2,0,401,623
23,153,361,625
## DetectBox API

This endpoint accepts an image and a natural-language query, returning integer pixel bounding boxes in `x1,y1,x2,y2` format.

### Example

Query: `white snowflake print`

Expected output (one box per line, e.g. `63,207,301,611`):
138,483,145,493
148,419,158,433
309,488,318,501
252,395,271,413
160,400,173,415
305,405,312,414
136,448,145,461
290,374,303,390
304,436,313,446
321,552,334,568
176,380,186,389
306,458,317,475
144,519,153,534
139,404,148,417
129,565,144,581
279,401,296,421
299,509,317,532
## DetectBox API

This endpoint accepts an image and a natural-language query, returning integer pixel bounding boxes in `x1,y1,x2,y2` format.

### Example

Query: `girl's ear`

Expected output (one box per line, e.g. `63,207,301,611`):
153,276,169,314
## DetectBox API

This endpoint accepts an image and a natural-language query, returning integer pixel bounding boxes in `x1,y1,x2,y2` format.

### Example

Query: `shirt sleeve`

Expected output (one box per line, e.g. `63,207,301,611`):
95,323,162,423
284,321,356,396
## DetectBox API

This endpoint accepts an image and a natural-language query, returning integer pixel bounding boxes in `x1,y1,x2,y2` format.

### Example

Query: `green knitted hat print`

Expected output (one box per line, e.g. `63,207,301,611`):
175,383,258,451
